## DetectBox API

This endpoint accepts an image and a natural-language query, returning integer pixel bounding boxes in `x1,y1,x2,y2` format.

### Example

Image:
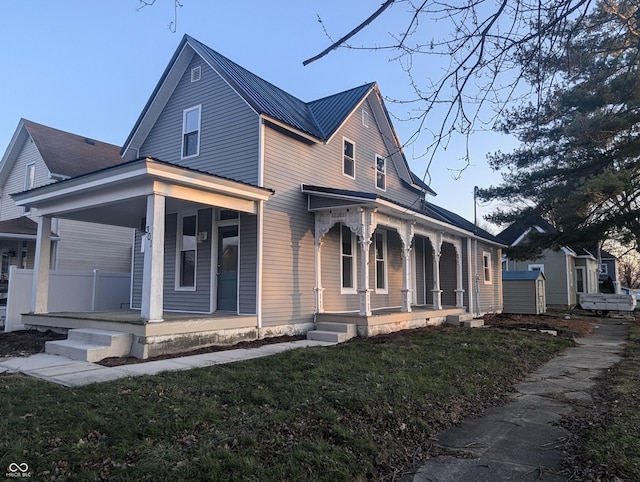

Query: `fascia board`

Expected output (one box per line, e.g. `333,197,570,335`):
0,120,29,187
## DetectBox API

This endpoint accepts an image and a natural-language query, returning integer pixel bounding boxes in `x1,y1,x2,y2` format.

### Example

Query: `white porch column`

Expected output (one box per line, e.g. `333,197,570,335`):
31,215,52,313
314,239,325,313
431,232,443,310
357,208,376,317
454,244,465,308
400,222,415,313
141,193,165,322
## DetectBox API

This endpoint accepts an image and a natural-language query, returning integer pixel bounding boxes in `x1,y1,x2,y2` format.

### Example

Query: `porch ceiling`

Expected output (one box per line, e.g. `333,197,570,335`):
12,157,273,228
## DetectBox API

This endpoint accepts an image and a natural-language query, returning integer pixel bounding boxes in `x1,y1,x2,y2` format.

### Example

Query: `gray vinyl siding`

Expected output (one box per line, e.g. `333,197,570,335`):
473,242,501,313
131,230,143,309
55,219,132,272
0,137,51,221
239,213,257,314
163,209,212,312
139,55,260,184
508,249,574,306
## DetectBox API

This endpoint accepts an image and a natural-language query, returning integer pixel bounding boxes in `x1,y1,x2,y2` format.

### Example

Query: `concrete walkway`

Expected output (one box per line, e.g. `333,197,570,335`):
0,339,334,387
412,319,630,482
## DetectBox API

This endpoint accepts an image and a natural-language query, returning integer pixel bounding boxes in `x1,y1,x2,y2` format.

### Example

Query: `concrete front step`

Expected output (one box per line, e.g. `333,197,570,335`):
307,322,357,343
446,313,484,328
46,329,133,362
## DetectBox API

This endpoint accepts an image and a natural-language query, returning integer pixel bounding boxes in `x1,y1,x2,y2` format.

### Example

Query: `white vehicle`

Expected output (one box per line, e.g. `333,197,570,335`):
579,293,637,316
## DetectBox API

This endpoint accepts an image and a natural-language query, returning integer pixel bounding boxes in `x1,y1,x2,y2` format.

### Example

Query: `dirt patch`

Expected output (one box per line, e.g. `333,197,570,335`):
483,312,596,338
0,329,66,358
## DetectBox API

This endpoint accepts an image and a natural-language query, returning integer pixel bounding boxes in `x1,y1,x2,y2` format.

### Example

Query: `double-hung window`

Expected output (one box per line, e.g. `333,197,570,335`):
182,106,201,158
177,213,197,289
343,138,355,178
483,252,492,284
375,231,387,292
375,155,386,191
341,224,356,293
23,163,36,214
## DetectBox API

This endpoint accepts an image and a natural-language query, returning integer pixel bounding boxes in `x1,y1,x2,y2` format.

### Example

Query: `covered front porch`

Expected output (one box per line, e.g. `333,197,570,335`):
21,310,260,358
11,157,274,355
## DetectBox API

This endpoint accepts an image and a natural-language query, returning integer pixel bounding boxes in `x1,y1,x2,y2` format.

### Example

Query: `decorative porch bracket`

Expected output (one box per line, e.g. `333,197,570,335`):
354,208,377,316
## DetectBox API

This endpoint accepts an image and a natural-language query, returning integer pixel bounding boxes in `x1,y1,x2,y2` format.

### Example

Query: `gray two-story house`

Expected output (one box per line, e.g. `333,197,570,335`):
13,35,504,358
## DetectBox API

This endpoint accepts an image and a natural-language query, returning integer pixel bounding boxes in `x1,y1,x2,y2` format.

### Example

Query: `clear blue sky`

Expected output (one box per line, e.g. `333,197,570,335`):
0,1,517,227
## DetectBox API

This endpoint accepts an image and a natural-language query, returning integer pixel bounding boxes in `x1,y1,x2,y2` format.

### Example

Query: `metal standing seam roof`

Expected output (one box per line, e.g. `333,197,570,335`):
502,271,546,281
189,35,375,142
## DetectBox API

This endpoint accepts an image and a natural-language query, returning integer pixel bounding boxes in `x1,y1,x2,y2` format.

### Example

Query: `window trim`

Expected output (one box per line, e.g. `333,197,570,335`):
176,212,197,291
482,251,492,285
23,162,36,214
599,263,608,276
374,230,388,294
528,263,545,274
362,109,369,127
342,137,355,179
191,66,201,82
375,154,386,191
181,105,201,159
340,224,357,294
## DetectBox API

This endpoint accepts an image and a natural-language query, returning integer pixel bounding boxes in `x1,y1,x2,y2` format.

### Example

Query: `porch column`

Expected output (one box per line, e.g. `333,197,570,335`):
357,208,376,316
400,222,415,313
454,243,465,308
431,232,443,310
141,193,165,322
31,215,52,313
314,239,325,313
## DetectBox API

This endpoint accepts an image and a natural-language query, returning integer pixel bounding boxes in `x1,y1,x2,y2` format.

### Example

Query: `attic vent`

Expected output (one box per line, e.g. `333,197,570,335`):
362,109,369,127
191,66,201,82
84,138,95,145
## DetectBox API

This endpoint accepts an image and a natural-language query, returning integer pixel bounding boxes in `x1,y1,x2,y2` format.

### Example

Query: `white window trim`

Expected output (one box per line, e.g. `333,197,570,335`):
528,263,545,274
342,137,355,179
362,109,369,127
375,154,386,191
340,224,357,294
483,251,493,285
176,212,197,291
374,230,388,294
24,162,36,214
600,263,608,275
181,105,201,159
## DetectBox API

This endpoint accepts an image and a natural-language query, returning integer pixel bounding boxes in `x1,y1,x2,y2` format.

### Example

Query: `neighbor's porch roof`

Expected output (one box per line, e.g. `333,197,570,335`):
11,157,274,228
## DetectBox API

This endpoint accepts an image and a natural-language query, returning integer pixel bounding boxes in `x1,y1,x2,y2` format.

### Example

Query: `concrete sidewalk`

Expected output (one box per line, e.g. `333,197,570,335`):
412,319,630,482
0,339,335,387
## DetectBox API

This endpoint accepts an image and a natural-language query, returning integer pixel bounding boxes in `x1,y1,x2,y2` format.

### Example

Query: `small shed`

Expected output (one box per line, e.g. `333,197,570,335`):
502,270,546,315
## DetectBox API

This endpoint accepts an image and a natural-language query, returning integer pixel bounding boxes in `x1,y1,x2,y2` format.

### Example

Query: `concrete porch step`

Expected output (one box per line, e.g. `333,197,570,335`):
446,313,484,328
45,329,133,362
307,322,357,343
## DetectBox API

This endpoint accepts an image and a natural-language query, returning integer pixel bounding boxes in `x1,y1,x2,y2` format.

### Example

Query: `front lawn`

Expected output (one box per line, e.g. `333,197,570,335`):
1,326,572,480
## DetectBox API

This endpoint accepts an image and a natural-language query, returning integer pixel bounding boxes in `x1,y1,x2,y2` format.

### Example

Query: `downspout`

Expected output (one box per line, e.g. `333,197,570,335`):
256,118,265,330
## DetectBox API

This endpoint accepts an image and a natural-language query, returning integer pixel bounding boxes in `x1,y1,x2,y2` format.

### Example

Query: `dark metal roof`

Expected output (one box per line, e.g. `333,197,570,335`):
189,35,374,141
0,216,38,236
302,184,503,245
503,270,545,281
22,119,125,178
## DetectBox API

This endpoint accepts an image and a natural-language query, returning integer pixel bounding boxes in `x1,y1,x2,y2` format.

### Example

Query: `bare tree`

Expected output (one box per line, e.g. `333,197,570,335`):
304,0,597,178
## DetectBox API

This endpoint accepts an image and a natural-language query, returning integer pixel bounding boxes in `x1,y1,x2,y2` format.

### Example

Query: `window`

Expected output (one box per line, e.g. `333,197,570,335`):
23,163,35,214
182,106,201,158
343,138,355,178
483,252,492,284
375,231,387,292
375,155,386,191
178,214,197,289
600,263,608,275
362,109,369,127
528,264,545,274
341,224,356,293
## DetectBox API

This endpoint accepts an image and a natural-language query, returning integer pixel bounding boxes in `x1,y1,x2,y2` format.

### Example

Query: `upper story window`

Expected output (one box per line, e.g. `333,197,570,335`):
182,106,201,158
483,251,492,284
23,163,36,214
375,155,386,191
343,138,355,178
